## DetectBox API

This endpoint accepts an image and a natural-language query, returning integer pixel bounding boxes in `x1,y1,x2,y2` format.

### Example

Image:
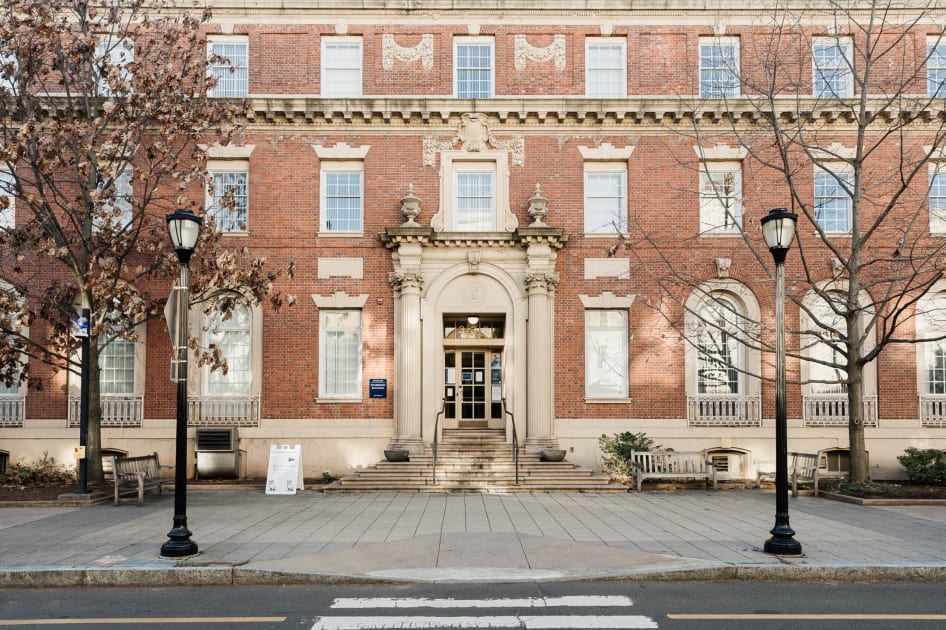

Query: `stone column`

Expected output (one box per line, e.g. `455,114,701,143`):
524,271,559,453
389,270,425,453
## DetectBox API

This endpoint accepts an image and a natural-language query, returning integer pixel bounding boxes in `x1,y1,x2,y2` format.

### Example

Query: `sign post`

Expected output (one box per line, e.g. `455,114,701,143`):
265,444,303,495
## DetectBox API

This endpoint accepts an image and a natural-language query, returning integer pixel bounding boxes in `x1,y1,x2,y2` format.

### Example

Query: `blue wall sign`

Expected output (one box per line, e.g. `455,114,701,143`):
369,379,387,398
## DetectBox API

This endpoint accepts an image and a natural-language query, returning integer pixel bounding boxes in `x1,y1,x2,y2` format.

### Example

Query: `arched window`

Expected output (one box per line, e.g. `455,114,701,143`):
915,286,946,426
800,285,877,426
192,293,261,426
685,282,762,426
0,287,27,427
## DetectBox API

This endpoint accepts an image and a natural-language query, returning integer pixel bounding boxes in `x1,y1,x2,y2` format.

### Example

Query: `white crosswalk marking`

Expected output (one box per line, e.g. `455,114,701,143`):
313,596,659,629
330,596,636,609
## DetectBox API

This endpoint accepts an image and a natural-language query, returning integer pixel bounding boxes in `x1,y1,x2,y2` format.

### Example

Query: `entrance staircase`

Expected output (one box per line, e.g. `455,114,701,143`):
323,428,627,493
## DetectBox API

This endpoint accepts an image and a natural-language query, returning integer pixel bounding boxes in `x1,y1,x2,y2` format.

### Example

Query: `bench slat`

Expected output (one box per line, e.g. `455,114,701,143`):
630,451,717,492
113,453,171,506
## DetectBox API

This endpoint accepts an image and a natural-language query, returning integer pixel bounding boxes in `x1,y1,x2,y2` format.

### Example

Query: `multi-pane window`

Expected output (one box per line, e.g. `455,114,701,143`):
584,166,627,233
454,168,496,231
813,36,853,98
207,37,248,98
319,310,362,398
928,38,946,98
930,166,946,233
585,39,626,97
585,310,628,399
320,168,363,233
924,294,946,394
696,298,741,394
699,37,740,98
95,170,133,231
814,170,852,233
1,52,18,93
208,168,248,232
95,36,133,97
206,303,252,396
454,38,494,98
321,37,363,97
699,163,742,234
0,170,14,230
98,334,135,396
808,295,848,395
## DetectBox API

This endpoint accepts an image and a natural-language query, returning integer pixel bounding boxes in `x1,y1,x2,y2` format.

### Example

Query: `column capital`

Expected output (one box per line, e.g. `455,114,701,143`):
525,271,559,293
389,270,424,292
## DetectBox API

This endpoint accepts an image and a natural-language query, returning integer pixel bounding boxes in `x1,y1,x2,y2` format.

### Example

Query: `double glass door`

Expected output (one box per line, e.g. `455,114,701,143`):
444,349,503,426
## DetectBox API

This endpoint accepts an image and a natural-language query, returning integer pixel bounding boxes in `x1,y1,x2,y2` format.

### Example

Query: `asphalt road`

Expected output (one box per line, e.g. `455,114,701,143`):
1,581,945,629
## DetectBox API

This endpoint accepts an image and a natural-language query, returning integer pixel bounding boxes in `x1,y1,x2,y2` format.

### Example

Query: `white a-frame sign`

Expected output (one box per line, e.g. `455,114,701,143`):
265,444,304,495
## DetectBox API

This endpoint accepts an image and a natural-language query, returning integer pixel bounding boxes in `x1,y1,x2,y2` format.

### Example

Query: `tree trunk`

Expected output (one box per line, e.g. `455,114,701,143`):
86,342,104,486
846,315,870,483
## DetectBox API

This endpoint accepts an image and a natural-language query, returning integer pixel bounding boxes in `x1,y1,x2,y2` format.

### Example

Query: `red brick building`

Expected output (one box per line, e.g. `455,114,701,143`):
3,0,945,483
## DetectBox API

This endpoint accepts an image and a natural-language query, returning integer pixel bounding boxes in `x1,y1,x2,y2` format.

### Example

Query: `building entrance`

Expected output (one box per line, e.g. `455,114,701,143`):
442,316,505,428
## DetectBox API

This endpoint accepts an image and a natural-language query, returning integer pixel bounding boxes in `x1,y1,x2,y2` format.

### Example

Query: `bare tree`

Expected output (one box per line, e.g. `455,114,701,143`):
625,0,946,482
0,0,293,485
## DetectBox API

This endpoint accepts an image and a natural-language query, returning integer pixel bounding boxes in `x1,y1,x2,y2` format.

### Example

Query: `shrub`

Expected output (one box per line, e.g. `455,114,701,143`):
1,452,75,487
598,432,659,478
897,448,946,485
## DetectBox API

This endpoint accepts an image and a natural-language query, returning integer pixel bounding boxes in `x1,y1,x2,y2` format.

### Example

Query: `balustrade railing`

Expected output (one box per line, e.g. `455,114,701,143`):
0,395,25,427
687,395,761,426
187,396,260,426
803,394,877,427
919,395,946,427
68,395,143,427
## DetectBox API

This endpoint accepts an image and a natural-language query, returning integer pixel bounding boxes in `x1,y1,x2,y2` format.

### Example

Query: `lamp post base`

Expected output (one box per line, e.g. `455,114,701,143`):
764,524,802,556
160,526,198,558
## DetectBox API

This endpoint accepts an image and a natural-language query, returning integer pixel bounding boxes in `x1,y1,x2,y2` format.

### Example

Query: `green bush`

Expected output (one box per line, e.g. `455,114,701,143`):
598,432,659,478
897,448,946,485
2,452,75,486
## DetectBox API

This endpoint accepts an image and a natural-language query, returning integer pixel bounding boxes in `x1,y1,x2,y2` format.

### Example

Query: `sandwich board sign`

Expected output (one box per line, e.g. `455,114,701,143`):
265,444,303,495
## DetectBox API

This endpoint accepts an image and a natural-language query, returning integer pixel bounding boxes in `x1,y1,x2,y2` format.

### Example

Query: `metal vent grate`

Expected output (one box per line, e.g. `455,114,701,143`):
196,428,235,452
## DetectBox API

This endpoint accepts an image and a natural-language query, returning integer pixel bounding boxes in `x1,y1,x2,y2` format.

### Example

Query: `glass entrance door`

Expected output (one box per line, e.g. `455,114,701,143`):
444,350,503,426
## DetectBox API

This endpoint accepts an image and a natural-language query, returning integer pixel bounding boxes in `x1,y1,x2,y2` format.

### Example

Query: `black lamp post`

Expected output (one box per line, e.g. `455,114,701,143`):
160,209,202,558
760,207,803,556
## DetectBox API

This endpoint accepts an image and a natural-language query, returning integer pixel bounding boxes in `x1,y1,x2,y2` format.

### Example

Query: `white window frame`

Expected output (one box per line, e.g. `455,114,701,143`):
813,36,853,98
98,330,137,396
204,302,253,397
207,35,248,98
94,169,133,232
319,309,362,400
584,162,628,234
814,167,852,233
453,163,497,231
0,298,27,401
319,161,364,235
207,160,249,233
584,309,629,400
930,162,946,234
585,38,627,98
95,36,134,97
699,161,742,235
0,170,14,230
1,52,18,93
919,290,946,395
695,297,743,395
699,36,740,98
454,37,495,98
928,37,946,98
435,151,513,233
321,36,363,97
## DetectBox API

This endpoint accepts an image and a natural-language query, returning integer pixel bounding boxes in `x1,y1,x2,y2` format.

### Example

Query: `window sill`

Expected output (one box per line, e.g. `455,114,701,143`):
218,230,249,237
318,231,365,238
699,230,742,237
585,397,633,404
316,397,363,404
583,232,628,239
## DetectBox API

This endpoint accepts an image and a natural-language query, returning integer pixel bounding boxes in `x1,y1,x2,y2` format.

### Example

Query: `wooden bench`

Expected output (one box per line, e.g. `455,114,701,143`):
630,450,717,492
113,452,172,506
756,452,820,497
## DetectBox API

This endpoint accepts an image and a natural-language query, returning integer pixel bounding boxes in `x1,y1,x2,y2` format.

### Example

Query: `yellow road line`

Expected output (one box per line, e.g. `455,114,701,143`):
669,614,946,621
0,617,286,626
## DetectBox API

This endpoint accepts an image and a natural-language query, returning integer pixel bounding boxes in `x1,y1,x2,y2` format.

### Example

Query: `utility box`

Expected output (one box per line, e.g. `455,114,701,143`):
195,427,239,478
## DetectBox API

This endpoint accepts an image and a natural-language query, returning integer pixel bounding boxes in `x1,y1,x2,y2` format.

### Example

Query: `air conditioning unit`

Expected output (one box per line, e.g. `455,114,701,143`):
195,427,239,479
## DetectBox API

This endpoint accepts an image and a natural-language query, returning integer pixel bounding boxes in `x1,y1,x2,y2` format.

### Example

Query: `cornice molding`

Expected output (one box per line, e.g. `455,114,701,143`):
244,96,940,127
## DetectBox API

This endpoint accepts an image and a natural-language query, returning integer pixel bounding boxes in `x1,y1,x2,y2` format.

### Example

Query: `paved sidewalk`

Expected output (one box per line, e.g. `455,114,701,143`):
1,489,945,587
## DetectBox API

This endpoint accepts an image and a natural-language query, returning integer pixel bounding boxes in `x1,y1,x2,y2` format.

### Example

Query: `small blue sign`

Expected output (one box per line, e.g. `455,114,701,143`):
369,379,387,399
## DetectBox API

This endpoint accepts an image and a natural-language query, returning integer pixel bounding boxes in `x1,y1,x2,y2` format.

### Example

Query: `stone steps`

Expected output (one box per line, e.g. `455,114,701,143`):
323,429,626,494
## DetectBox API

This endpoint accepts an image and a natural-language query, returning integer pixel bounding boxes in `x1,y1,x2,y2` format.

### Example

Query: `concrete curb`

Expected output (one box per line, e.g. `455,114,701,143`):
819,491,946,506
3,564,946,588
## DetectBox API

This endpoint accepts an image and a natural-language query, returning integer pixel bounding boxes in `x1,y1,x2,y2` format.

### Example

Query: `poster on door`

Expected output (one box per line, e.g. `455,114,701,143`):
265,444,304,495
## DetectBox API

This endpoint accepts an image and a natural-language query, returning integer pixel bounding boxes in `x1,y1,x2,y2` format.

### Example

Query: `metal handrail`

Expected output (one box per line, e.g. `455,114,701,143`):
432,398,445,486
502,397,519,486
